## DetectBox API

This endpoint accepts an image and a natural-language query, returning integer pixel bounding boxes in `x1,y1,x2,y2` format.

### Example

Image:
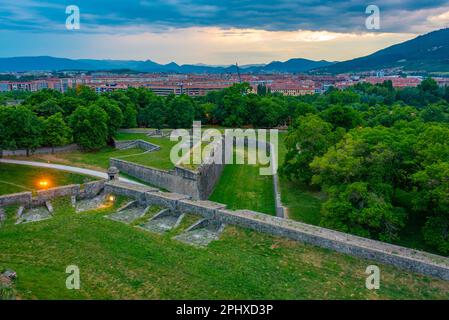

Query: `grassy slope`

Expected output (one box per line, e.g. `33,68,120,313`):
0,164,94,196
0,197,448,300
209,147,276,215
115,133,178,170
277,134,324,224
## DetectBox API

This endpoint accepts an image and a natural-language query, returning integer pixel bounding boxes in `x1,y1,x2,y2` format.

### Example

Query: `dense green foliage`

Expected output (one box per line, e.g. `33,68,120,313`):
281,79,449,254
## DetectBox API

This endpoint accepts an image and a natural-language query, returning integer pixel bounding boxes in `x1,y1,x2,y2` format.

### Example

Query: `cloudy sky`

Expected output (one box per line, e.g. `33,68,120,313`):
0,0,449,65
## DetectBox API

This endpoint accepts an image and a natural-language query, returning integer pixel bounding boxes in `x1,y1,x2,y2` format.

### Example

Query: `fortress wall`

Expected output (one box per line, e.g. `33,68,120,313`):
104,180,449,281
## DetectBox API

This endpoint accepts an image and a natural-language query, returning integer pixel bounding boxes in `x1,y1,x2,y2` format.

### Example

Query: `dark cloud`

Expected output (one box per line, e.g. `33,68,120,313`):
1,0,449,33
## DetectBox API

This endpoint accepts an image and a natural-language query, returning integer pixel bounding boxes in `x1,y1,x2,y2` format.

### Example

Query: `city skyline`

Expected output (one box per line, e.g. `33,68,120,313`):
0,0,449,64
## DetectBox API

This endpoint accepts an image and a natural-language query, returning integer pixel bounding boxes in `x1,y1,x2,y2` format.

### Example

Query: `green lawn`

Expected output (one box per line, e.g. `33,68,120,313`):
209,147,276,215
6,147,146,171
7,133,179,172
111,133,178,170
0,164,94,196
1,197,448,300
277,134,325,223
209,134,324,219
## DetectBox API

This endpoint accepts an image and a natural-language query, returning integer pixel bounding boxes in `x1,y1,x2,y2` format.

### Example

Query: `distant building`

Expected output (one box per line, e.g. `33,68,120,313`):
362,76,421,88
269,82,315,96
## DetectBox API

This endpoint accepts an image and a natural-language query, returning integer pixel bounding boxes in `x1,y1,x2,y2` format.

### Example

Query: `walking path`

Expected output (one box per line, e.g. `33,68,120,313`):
0,159,146,187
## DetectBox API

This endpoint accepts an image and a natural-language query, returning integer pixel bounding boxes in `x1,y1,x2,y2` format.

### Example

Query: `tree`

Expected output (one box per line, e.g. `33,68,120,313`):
69,105,108,150
93,97,124,140
122,103,138,128
320,182,406,241
321,104,363,130
418,78,439,95
280,114,339,184
137,92,167,128
166,95,195,128
257,84,270,96
0,107,15,150
33,99,64,118
420,102,449,123
107,91,138,128
8,106,43,155
75,86,98,103
309,126,414,241
43,113,72,151
422,216,449,254
59,96,84,116
413,162,449,254
24,89,62,106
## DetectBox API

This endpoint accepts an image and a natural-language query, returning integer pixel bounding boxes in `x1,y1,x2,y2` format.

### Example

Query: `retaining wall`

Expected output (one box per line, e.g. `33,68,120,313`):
35,184,81,204
113,140,160,152
105,180,449,281
0,192,33,206
110,158,202,199
0,180,108,208
0,144,79,157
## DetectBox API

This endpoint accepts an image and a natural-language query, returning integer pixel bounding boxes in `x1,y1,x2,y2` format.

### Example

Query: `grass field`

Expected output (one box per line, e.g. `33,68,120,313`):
0,164,94,196
1,197,448,300
6,133,179,172
115,133,178,170
277,134,325,223
209,147,276,215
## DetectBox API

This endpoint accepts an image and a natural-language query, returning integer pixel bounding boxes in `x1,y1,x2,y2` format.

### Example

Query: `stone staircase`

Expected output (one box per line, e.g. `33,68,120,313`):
174,219,225,247
138,209,184,234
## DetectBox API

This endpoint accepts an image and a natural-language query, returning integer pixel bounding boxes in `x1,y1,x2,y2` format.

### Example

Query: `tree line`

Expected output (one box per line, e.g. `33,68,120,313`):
0,82,298,152
280,78,449,254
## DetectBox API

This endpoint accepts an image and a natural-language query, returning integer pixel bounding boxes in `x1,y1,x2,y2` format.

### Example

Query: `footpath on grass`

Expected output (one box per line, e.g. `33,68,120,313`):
0,159,145,187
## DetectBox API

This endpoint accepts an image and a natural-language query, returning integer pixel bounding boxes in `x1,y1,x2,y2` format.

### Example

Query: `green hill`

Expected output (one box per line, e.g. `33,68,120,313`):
317,28,449,73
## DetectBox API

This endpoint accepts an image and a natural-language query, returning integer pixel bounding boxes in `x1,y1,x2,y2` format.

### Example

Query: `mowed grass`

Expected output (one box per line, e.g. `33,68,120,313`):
210,147,276,215
0,164,94,196
115,133,178,170
0,197,448,300
277,134,325,223
6,133,179,172
6,147,146,171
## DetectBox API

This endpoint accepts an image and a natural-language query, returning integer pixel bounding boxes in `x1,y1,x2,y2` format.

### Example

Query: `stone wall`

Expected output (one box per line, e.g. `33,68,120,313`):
35,184,81,204
79,180,107,199
196,138,225,199
0,144,79,157
0,180,107,208
0,192,32,206
113,140,160,152
104,180,449,281
111,134,224,200
110,158,202,199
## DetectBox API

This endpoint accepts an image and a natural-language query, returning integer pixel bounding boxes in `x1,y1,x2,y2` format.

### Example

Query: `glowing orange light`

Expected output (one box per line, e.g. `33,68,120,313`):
38,180,49,188
108,195,116,202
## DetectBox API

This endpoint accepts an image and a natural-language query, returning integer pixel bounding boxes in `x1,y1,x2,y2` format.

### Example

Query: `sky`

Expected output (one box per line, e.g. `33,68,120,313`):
0,0,449,65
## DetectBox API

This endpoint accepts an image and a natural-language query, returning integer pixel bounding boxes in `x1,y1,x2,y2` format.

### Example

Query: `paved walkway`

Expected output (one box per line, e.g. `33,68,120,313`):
0,159,146,186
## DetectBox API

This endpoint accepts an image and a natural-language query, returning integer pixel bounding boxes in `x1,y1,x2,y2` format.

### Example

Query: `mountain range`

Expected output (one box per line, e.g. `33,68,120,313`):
1,28,448,74
0,56,334,74
315,28,449,74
